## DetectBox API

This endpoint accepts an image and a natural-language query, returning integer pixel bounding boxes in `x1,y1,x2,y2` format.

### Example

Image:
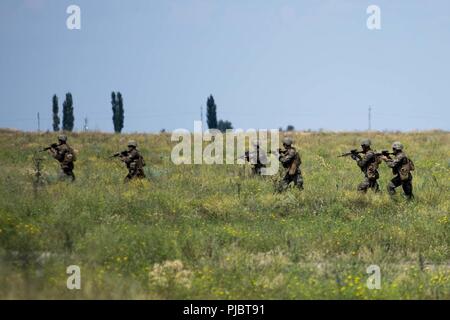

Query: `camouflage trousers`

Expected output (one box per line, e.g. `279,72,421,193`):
277,171,304,192
59,168,75,182
388,174,414,199
124,168,146,182
357,177,379,193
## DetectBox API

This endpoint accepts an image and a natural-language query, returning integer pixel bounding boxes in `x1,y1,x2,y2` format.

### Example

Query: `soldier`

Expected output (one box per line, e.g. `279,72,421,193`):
120,140,146,182
48,135,76,181
242,141,268,176
351,139,380,193
381,141,415,200
277,137,303,192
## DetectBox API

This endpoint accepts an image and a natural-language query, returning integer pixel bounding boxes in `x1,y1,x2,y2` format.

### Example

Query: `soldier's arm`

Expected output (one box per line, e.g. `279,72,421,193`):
53,147,66,161
48,148,57,158
385,153,405,168
119,151,131,163
121,154,132,164
357,152,374,168
384,158,395,168
123,150,139,164
280,149,295,164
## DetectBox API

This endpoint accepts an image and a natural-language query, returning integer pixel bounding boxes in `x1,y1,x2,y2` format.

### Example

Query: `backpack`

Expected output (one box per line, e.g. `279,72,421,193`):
69,147,77,162
399,157,414,181
136,151,145,169
66,147,77,162
409,159,415,171
63,146,76,163
288,150,301,175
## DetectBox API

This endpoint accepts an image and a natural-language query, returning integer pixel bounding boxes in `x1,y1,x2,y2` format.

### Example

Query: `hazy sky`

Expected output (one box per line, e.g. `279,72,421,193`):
0,0,449,132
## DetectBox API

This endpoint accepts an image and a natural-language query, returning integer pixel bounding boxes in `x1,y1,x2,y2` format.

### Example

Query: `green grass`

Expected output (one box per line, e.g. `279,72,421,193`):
0,129,448,299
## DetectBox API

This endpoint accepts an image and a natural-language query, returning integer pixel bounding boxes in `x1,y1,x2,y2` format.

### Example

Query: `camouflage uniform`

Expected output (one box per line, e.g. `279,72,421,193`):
121,141,146,182
50,135,76,181
277,138,303,192
383,142,414,199
352,140,380,193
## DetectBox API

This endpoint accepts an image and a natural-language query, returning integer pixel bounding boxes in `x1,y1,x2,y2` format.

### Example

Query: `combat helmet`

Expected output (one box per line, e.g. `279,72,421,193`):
58,134,67,142
392,141,404,151
282,137,293,146
128,140,137,148
360,139,372,147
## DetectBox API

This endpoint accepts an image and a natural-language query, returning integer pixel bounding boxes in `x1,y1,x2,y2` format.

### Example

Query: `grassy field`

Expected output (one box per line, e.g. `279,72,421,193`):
0,129,448,299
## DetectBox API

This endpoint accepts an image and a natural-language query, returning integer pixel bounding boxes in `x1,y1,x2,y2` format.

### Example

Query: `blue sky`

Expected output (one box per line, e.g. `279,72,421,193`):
0,0,449,132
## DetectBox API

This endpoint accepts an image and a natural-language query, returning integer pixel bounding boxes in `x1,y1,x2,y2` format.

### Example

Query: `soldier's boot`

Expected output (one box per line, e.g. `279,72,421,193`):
277,181,288,193
371,179,380,193
402,181,414,200
277,175,291,193
296,174,304,190
357,180,370,193
388,176,404,197
59,169,75,182
124,173,134,183
67,171,75,182
137,169,146,179
387,182,397,196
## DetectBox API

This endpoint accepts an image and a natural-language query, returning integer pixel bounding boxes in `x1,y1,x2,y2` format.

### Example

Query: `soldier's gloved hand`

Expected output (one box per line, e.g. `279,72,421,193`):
351,154,358,160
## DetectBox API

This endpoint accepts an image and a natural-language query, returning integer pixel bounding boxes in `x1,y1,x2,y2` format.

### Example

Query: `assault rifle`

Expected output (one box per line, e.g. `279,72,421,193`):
375,150,395,157
267,148,286,156
40,143,58,152
109,150,129,159
338,149,363,158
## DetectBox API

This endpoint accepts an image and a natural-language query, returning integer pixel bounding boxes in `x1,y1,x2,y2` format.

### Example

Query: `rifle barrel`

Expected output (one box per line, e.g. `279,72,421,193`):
338,150,362,158
110,151,128,158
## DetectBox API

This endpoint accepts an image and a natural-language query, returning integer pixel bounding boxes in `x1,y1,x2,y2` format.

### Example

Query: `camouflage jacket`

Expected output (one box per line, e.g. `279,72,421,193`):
51,143,75,168
356,150,379,179
385,152,413,178
279,147,301,175
122,149,145,170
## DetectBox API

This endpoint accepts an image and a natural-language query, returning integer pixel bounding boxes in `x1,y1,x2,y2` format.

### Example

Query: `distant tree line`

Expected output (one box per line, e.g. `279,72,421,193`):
206,95,233,133
50,92,237,133
62,93,75,131
51,92,126,133
279,125,295,132
52,93,74,132
111,92,124,133
52,95,60,131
